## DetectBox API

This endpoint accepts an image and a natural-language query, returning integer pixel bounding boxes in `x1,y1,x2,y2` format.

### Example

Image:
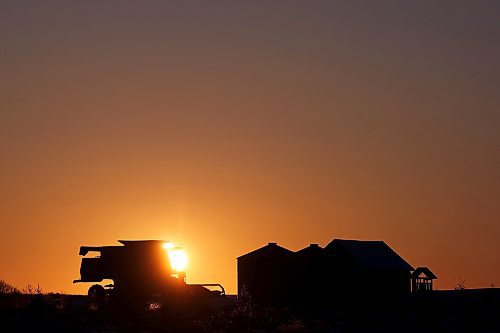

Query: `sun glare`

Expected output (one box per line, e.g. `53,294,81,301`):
163,242,188,272
162,242,174,250
167,248,188,272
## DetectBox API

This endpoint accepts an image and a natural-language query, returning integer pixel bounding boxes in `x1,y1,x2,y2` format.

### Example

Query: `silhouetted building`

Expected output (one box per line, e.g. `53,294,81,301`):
237,242,295,304
295,243,326,304
324,239,414,303
237,238,416,306
411,266,437,293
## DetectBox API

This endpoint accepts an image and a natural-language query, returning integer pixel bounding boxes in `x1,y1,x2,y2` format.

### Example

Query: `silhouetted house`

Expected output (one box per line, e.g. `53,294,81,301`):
324,239,414,302
411,267,437,293
237,242,295,304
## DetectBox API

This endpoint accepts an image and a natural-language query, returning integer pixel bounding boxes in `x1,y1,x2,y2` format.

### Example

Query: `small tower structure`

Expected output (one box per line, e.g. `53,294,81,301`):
411,267,437,293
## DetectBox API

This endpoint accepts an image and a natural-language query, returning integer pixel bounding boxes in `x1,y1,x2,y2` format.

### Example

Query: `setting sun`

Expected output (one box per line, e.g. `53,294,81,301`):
162,242,175,250
166,246,188,272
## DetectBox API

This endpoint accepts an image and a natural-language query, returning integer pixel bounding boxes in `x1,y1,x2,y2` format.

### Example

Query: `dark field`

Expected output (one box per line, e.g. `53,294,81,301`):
1,289,500,333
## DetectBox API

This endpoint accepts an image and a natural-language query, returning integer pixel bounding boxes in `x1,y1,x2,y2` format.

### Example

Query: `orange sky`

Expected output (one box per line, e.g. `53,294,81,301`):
0,1,499,294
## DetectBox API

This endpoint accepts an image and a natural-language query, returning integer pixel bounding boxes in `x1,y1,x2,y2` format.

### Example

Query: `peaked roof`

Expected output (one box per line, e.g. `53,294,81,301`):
411,266,437,279
326,239,413,271
296,243,323,256
237,242,294,259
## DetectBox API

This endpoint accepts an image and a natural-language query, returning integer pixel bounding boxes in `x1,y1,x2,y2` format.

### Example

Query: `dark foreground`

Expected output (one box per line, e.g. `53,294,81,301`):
1,289,499,333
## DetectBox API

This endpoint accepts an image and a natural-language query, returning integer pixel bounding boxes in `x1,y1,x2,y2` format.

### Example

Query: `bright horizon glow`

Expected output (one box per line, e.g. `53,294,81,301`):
166,247,188,272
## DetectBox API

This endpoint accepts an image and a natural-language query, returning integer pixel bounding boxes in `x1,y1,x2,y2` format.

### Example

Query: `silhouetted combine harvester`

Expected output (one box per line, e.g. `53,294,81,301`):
73,240,225,310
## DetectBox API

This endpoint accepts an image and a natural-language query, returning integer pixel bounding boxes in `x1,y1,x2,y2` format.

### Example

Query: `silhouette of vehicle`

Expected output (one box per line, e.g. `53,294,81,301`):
74,240,224,308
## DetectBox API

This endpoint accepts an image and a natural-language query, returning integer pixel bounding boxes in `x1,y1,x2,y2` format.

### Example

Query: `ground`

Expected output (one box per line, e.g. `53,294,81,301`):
1,289,499,332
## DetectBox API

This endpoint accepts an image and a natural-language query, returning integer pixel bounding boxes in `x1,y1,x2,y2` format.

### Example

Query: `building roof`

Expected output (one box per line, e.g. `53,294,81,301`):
237,242,294,260
296,243,323,256
326,239,413,271
411,266,437,279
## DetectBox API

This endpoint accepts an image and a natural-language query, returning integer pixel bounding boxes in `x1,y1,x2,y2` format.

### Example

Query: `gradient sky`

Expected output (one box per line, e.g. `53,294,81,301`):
1,1,499,294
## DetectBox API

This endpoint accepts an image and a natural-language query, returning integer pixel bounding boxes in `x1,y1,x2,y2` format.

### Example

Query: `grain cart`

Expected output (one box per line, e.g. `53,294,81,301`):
74,240,224,308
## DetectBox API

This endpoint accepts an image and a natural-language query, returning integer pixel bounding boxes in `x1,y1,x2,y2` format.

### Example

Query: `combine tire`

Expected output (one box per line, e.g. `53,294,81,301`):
88,284,106,302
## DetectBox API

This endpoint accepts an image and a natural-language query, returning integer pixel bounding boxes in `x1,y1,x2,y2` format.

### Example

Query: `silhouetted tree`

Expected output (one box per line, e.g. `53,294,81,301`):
0,280,20,295
22,283,42,295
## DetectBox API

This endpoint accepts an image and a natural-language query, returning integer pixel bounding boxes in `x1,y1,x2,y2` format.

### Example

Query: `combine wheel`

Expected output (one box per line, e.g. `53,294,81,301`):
88,284,106,302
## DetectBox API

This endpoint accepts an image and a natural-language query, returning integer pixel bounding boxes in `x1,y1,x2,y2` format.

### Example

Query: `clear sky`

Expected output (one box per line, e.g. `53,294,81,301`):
1,1,499,294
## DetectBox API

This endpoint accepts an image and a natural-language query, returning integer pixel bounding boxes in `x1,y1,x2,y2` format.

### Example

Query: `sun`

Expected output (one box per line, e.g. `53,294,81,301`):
162,241,174,250
163,242,188,272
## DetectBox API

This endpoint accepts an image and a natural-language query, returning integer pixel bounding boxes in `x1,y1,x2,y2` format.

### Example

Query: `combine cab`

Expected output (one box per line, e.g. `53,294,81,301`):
74,240,224,308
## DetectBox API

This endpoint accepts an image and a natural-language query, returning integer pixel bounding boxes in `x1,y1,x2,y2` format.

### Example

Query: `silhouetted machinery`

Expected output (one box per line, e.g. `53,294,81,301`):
74,240,224,308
